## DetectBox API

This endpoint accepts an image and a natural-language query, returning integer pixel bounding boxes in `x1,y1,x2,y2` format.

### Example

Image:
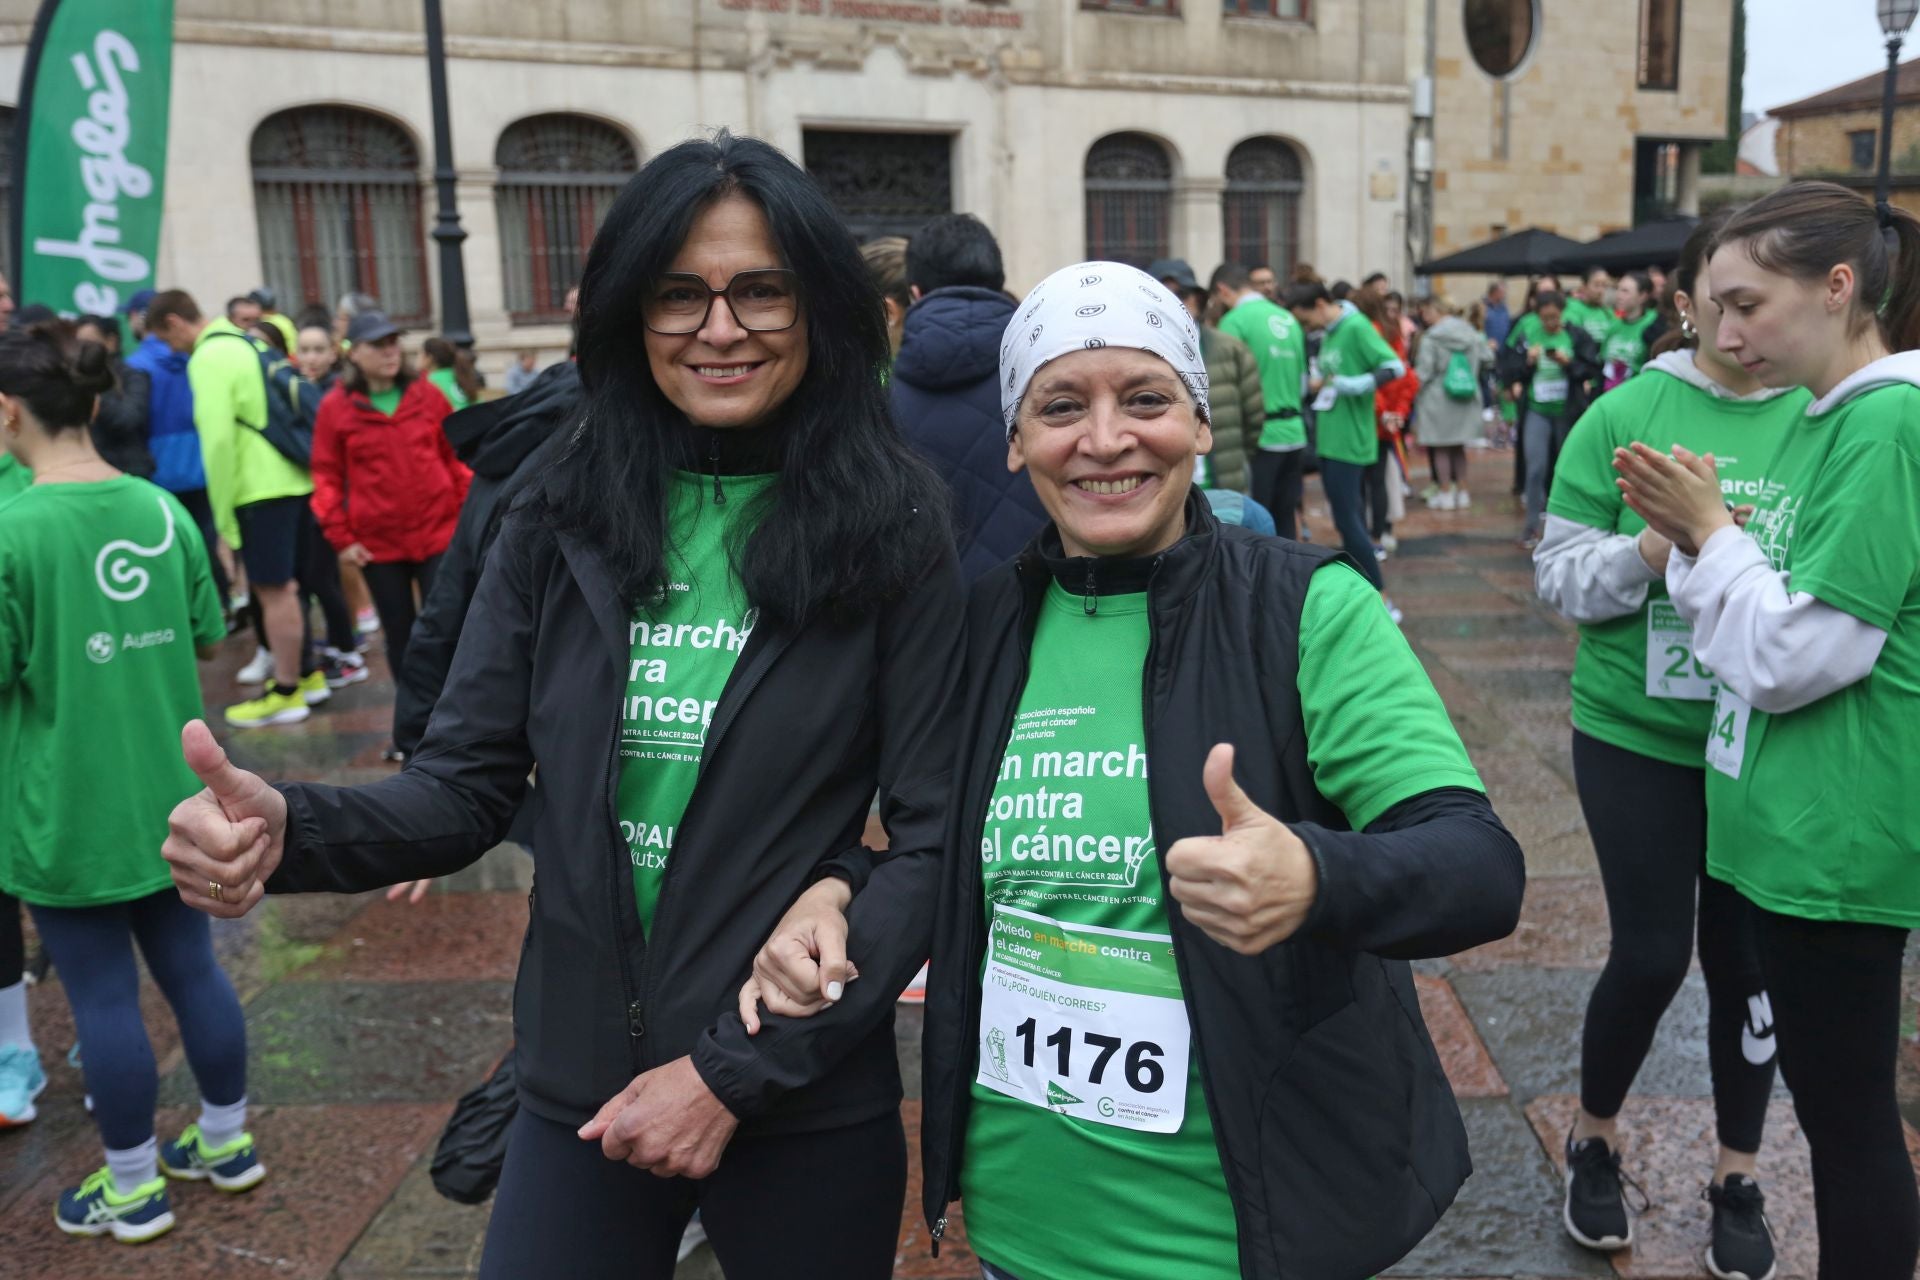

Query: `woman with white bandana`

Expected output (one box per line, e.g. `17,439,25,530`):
740,264,1526,1279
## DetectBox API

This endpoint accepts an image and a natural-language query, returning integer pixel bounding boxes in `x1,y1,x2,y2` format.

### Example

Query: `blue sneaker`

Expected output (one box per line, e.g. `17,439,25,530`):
0,1043,47,1127
54,1166,175,1242
159,1123,266,1193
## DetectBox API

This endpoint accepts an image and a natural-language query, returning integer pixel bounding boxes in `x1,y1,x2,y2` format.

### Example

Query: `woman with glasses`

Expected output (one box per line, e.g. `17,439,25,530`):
158,133,961,1279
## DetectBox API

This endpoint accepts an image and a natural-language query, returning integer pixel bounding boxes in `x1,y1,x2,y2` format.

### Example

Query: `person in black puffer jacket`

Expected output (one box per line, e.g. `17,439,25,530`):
76,314,153,478
891,214,1047,581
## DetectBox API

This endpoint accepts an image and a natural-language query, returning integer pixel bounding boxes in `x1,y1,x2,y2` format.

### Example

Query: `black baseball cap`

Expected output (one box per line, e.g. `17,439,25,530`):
1146,259,1199,291
345,310,403,345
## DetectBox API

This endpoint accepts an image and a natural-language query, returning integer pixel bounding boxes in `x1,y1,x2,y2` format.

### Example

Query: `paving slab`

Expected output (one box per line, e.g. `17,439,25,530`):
297,893,529,984
1383,1098,1613,1278
1418,974,1508,1099
159,981,513,1107
1453,969,1738,1105
1453,876,1612,973
5,1102,447,1280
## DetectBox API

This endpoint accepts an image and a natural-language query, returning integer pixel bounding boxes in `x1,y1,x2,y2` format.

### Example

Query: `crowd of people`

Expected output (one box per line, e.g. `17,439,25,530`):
0,125,1912,1280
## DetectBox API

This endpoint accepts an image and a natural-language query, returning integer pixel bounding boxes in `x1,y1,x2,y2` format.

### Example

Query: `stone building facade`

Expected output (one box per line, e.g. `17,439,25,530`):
1771,56,1920,215
0,1,1737,367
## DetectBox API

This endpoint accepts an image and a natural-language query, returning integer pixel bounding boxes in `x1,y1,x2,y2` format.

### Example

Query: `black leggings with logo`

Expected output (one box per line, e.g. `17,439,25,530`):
1572,731,1775,1153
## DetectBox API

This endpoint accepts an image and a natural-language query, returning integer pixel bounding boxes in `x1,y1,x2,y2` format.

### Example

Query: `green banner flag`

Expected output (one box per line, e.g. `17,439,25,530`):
11,0,174,314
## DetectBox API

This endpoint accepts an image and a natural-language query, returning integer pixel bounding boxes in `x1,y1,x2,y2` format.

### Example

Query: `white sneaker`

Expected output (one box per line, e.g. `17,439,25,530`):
1386,599,1405,626
1428,490,1456,510
235,646,273,685
1455,490,1472,510
1381,533,1399,552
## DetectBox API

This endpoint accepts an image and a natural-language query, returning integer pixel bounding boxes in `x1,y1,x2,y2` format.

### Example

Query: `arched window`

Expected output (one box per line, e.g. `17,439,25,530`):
496,115,637,323
252,107,428,322
1222,138,1305,279
1463,0,1537,79
1085,133,1172,269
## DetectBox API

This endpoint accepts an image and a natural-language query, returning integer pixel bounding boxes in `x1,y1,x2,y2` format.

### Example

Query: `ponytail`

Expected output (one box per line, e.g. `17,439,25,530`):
423,336,482,402
1715,179,1920,352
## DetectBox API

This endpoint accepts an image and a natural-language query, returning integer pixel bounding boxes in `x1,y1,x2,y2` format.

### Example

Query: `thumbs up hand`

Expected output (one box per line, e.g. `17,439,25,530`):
1164,743,1319,956
161,719,287,919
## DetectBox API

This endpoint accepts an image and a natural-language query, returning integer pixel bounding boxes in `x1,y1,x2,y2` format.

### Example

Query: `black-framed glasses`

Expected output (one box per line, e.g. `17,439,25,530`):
642,269,801,335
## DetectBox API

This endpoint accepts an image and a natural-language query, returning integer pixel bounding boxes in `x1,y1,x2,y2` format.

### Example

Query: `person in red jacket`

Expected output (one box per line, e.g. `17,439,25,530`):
310,311,469,715
1364,293,1420,551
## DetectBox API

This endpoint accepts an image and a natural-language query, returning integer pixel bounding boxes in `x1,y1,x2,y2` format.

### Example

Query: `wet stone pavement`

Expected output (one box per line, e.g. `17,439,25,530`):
4,450,1919,1279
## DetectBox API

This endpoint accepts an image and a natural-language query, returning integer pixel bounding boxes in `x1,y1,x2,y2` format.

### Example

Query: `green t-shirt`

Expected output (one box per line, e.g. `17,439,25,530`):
961,565,1483,1280
0,479,224,906
1602,312,1657,384
1217,296,1308,450
1528,329,1575,412
1703,379,1920,928
369,387,402,416
0,454,29,507
426,367,470,412
1563,298,1616,348
1547,365,1808,766
1507,311,1545,353
1315,309,1399,465
616,470,772,934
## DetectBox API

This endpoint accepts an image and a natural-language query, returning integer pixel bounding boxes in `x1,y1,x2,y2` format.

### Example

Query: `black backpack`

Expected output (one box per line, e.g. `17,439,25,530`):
208,329,320,468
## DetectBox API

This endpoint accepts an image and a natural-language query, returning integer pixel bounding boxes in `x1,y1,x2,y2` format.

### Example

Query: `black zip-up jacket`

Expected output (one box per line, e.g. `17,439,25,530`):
921,496,1525,1279
265,469,964,1135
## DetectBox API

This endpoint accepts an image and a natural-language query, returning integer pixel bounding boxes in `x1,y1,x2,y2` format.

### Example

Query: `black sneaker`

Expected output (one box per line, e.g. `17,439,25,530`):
1704,1174,1776,1280
1563,1134,1635,1250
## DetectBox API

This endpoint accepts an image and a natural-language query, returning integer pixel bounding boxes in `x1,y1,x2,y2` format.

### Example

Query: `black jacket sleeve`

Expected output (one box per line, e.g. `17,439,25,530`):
690,539,965,1119
1292,786,1524,960
267,518,540,893
391,474,499,755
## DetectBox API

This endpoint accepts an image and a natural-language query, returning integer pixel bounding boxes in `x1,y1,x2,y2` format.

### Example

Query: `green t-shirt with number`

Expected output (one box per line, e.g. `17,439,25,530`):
0,479,225,907
1563,299,1616,348
1217,296,1308,450
960,564,1484,1280
616,470,773,934
0,454,28,507
1316,309,1400,465
1547,365,1808,766
1528,329,1576,412
1702,378,1920,928
1602,312,1658,384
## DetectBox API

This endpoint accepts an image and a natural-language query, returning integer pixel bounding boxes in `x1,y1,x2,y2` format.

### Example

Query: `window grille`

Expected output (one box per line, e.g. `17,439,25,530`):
1085,133,1173,270
496,115,637,323
1222,138,1305,279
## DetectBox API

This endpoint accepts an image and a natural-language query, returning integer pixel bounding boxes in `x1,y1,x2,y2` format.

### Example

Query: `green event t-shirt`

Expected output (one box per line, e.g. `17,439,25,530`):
0,454,29,506
1315,309,1400,465
0,479,225,907
1563,298,1616,348
1702,380,1920,928
616,470,772,934
426,367,470,412
1507,311,1546,353
1217,296,1308,450
1547,365,1808,766
1528,329,1575,413
961,565,1483,1280
369,387,402,417
1602,312,1658,384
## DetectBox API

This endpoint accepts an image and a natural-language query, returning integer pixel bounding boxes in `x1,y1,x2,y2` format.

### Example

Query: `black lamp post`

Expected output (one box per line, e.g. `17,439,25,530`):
1876,0,1919,208
423,0,472,348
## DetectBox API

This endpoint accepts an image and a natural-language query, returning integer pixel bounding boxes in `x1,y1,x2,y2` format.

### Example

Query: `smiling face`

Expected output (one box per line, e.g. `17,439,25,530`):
643,195,808,430
1008,346,1210,560
1708,239,1852,389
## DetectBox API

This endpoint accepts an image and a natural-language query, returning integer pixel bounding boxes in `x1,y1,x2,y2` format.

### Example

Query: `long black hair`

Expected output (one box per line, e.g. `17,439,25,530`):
530,130,946,624
0,320,114,432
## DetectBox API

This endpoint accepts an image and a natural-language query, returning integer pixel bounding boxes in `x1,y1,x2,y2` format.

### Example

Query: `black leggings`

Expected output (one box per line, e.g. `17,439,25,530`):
1363,451,1393,539
303,513,357,655
1572,732,1774,1153
0,892,22,988
1250,448,1306,540
1758,907,1918,1278
479,1106,906,1280
362,556,440,683
1318,459,1383,588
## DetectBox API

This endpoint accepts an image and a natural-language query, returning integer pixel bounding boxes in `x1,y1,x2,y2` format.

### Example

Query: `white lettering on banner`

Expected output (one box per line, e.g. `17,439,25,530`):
33,31,154,313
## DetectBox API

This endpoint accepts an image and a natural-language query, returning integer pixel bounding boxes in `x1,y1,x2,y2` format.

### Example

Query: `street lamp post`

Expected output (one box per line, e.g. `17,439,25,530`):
423,0,472,348
1877,0,1920,208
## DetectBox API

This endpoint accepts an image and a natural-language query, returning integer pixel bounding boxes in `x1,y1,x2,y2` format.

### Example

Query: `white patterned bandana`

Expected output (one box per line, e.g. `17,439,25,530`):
998,261,1210,440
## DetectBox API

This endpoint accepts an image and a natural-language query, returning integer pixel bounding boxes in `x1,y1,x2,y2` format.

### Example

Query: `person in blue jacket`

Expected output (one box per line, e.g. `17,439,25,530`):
890,214,1047,580
125,299,226,605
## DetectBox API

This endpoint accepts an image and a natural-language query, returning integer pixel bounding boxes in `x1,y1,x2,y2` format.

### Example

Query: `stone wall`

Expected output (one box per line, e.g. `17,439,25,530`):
1776,104,1920,179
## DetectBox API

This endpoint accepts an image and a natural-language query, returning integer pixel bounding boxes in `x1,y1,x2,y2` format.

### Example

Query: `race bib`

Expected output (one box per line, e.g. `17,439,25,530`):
1706,686,1753,778
975,904,1189,1134
1311,384,1337,412
1532,369,1569,403
1645,601,1717,701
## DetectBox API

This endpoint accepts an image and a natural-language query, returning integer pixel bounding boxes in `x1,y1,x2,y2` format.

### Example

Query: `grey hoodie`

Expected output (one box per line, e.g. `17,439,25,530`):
1413,315,1489,446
